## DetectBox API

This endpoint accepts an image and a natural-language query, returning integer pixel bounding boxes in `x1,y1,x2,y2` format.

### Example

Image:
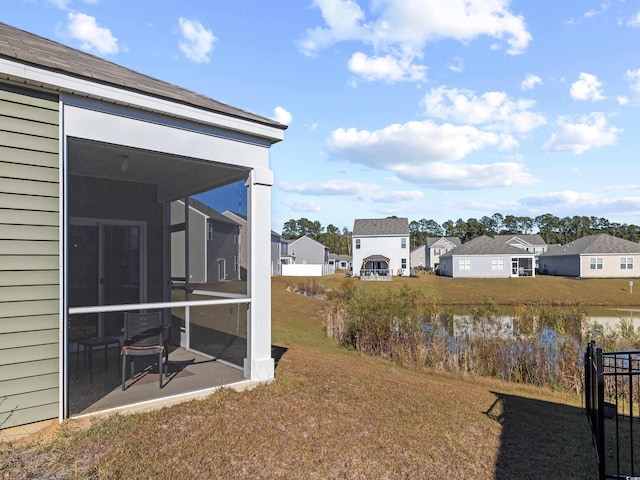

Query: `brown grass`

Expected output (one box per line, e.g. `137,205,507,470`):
0,275,600,479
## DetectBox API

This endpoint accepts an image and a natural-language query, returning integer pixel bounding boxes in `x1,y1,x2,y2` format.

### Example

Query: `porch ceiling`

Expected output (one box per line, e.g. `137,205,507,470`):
68,138,248,201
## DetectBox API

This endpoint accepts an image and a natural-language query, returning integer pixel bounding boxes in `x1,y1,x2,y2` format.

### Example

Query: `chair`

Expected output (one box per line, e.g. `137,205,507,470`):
121,311,168,391
72,314,121,374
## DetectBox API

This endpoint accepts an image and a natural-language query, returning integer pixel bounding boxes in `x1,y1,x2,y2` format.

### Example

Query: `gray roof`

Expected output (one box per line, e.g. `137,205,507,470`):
493,234,547,246
440,235,533,257
353,217,409,236
540,234,640,257
186,198,240,227
329,253,352,261
425,236,461,247
0,22,286,130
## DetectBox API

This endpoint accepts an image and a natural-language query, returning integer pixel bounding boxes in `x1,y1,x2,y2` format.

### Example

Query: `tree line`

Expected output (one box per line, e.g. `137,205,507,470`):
282,213,640,255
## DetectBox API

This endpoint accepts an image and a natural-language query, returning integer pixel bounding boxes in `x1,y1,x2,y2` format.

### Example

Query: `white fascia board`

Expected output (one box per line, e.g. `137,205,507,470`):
0,58,284,143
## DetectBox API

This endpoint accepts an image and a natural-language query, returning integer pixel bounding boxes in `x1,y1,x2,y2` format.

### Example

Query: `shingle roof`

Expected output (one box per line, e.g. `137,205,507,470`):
186,198,239,226
353,217,409,236
541,233,640,256
425,236,461,247
0,22,286,130
440,235,533,257
493,234,547,246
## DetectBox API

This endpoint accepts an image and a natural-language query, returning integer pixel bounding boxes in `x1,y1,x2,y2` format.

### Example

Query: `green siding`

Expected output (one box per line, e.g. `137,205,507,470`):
0,85,60,429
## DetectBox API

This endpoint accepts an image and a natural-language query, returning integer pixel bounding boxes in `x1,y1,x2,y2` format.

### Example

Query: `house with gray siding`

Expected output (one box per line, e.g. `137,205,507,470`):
493,234,548,269
171,199,241,284
411,236,461,271
438,235,535,278
0,23,285,432
222,210,283,277
352,217,410,278
538,233,640,278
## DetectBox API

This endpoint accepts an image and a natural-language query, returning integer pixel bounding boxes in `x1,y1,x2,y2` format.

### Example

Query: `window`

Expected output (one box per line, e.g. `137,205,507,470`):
621,257,634,270
590,258,603,270
434,247,442,256
401,258,407,269
208,223,214,241
355,238,361,249
401,238,407,249
234,256,239,271
459,258,471,271
491,258,504,271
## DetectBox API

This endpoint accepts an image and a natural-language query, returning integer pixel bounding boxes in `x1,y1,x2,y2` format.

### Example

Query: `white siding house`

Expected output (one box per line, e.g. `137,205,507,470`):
538,233,640,278
352,218,410,278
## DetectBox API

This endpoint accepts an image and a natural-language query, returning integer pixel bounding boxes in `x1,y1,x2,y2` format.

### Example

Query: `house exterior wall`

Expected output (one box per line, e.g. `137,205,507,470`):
440,254,514,278
427,239,457,270
170,201,207,283
411,246,426,269
0,86,61,428
580,254,640,278
352,235,410,276
270,233,281,276
206,220,240,281
288,236,327,265
538,255,580,277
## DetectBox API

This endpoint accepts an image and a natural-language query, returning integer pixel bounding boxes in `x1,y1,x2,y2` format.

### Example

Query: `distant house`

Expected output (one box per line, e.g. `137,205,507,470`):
411,236,461,271
493,234,548,270
281,235,332,276
171,199,241,283
222,211,283,277
329,253,352,271
352,217,410,278
438,235,535,278
538,233,640,278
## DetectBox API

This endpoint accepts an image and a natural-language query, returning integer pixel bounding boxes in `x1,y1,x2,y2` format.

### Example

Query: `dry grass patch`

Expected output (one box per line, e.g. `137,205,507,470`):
1,276,599,479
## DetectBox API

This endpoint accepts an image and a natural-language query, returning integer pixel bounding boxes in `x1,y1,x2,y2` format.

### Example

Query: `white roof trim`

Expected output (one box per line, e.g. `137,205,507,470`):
0,57,284,143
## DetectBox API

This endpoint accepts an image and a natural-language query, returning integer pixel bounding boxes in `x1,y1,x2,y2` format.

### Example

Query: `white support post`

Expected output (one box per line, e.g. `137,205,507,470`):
244,168,275,382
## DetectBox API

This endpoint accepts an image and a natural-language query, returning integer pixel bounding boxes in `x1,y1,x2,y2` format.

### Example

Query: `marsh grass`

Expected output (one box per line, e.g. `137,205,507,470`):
0,275,606,479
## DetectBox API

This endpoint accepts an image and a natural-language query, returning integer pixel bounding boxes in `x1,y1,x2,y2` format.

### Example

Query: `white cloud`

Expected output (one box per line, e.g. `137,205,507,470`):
618,96,630,105
284,199,323,213
393,161,537,189
625,69,640,93
447,56,464,73
422,86,546,133
63,13,119,56
584,2,610,19
273,106,292,125
280,179,423,203
299,0,532,83
543,112,621,154
521,74,542,90
570,72,605,101
520,190,640,217
48,0,71,8
627,11,640,27
178,18,215,63
325,119,537,189
328,120,510,168
347,52,426,83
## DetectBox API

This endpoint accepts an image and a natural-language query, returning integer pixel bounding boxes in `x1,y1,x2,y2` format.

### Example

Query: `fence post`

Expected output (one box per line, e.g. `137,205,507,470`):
596,346,605,480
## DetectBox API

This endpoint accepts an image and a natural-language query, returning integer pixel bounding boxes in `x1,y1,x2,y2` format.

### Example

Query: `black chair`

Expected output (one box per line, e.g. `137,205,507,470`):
121,311,168,391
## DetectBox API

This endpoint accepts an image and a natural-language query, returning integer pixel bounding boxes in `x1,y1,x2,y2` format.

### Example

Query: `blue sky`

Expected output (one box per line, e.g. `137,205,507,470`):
6,0,640,232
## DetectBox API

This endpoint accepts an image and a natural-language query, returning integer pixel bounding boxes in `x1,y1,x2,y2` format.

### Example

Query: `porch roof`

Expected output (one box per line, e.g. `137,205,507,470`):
0,22,287,132
362,255,390,262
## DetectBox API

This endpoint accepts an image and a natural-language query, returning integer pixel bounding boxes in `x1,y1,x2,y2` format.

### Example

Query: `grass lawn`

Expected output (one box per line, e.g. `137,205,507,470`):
1,275,602,479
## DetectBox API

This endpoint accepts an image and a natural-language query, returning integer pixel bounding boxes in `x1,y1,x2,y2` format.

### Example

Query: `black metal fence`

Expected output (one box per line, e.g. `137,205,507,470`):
585,340,640,479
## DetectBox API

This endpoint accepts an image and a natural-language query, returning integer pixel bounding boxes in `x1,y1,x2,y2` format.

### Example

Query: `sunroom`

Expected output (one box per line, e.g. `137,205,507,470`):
0,22,286,430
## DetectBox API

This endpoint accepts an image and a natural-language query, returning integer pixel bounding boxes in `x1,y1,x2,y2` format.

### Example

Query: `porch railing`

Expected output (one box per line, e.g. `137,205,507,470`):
359,268,393,277
584,340,640,479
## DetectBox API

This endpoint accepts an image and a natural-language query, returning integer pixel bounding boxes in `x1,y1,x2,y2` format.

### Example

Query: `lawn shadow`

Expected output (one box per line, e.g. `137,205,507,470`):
486,391,598,480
